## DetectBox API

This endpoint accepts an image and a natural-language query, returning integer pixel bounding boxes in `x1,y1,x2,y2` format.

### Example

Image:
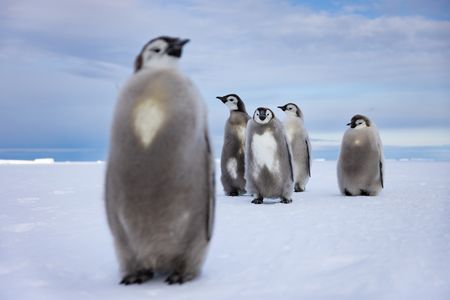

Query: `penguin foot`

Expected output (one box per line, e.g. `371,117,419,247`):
120,269,154,285
360,190,371,196
165,272,187,285
251,197,263,204
280,197,292,204
228,191,239,197
344,189,353,196
294,183,304,192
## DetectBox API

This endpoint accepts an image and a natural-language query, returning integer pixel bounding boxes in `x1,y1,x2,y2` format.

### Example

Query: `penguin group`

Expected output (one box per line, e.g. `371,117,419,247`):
105,36,384,285
218,97,313,204
218,95,384,202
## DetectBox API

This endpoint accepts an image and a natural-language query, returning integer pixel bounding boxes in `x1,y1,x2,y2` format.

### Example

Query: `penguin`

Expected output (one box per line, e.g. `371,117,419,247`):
337,114,384,196
105,36,215,285
245,107,294,204
216,94,250,196
278,103,311,192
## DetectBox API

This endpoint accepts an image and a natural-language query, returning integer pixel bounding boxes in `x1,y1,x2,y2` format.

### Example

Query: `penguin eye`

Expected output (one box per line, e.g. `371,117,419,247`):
150,48,161,53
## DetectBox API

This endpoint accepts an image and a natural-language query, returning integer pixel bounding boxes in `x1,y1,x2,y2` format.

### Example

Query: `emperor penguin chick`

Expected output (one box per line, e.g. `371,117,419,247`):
278,103,311,192
337,114,384,196
216,94,250,196
105,36,215,285
245,107,294,204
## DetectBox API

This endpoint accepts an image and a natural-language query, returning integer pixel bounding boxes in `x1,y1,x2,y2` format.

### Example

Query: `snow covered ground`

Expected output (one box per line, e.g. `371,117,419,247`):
0,161,449,300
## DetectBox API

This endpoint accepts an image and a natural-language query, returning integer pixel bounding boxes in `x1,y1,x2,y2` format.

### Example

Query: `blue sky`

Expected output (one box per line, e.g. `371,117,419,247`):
0,0,449,161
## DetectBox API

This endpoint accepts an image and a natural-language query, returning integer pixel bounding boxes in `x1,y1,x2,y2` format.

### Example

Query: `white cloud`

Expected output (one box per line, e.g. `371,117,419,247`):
0,0,449,149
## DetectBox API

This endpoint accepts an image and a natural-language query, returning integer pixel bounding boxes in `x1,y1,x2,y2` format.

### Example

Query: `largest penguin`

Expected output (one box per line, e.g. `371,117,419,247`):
105,36,215,285
245,107,294,204
216,93,250,196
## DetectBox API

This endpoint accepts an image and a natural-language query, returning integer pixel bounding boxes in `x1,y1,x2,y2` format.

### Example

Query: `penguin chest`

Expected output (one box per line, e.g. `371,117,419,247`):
284,122,297,145
235,125,246,154
251,131,280,177
133,98,166,148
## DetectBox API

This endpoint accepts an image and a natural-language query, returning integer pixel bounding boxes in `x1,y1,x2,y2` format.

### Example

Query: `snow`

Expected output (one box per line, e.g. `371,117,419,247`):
0,161,449,300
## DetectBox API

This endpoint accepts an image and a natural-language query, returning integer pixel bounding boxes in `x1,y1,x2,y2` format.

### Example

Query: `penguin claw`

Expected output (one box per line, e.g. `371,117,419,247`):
228,191,239,197
251,198,263,204
294,184,304,192
280,198,292,204
360,190,371,196
120,270,154,285
165,272,186,285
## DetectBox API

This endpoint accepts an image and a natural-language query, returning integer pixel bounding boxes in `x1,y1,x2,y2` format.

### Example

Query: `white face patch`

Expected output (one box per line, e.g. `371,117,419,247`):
133,98,165,148
224,96,239,111
284,105,298,118
225,101,238,111
254,110,273,125
354,120,367,129
227,158,238,180
251,131,280,178
141,40,179,70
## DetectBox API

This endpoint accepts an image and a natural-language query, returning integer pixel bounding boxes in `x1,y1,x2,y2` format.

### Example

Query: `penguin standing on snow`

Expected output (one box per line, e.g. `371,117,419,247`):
245,107,293,204
337,114,384,196
278,103,311,192
105,36,215,285
217,94,250,196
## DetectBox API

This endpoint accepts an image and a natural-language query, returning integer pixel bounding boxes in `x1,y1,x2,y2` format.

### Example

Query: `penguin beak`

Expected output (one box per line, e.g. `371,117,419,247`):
277,105,286,111
346,122,351,126
216,96,227,103
178,39,190,47
166,38,190,58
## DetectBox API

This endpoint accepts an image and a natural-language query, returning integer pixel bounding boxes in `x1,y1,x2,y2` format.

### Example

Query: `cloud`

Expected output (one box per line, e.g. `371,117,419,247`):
0,0,449,151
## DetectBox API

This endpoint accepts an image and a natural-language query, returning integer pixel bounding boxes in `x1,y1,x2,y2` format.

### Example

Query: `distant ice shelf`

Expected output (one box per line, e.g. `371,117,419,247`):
0,158,55,165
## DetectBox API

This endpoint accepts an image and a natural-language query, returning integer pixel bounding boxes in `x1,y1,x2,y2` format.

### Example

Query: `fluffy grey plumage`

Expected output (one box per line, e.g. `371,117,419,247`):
245,107,294,204
337,114,384,196
217,94,250,196
278,103,311,192
105,36,215,285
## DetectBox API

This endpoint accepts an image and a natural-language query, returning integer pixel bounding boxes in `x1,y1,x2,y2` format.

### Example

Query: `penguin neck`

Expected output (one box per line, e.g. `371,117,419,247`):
229,110,249,124
286,114,303,124
230,109,247,116
142,56,180,72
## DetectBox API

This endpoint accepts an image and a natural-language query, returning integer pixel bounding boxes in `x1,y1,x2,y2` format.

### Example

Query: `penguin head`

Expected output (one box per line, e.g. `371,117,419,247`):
347,114,371,129
216,94,247,112
253,107,275,125
277,103,303,119
134,36,190,73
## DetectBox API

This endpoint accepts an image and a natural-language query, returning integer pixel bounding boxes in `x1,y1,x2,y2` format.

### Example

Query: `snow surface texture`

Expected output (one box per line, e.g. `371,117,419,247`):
0,161,449,300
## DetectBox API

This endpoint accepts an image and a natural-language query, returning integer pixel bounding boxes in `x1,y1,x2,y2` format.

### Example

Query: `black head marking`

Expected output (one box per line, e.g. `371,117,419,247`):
277,102,302,118
347,114,371,128
216,93,247,113
254,107,275,123
134,36,190,73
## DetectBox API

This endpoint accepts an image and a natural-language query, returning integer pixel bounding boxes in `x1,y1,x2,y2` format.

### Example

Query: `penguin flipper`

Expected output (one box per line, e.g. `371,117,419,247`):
305,138,311,177
379,160,384,188
205,131,215,241
285,140,294,182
